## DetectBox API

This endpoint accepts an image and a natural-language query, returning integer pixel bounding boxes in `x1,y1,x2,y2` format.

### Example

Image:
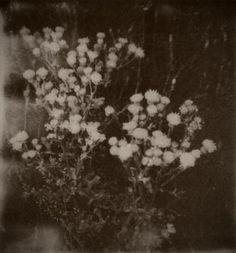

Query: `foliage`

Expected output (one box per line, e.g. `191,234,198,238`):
8,25,217,251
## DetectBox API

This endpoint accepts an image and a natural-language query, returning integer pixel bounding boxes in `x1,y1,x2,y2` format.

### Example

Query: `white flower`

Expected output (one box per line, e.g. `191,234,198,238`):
146,104,158,116
36,144,42,151
180,152,196,169
80,75,89,85
118,144,133,161
191,149,201,159
179,105,188,114
118,139,127,147
36,67,48,79
108,137,118,146
50,109,64,119
50,42,60,53
47,133,56,139
139,113,147,121
83,67,93,76
152,130,163,137
67,55,76,66
90,131,103,142
23,69,35,80
144,90,160,103
9,130,29,144
96,32,105,39
105,106,115,116
32,138,38,146
181,140,190,149
27,150,37,158
145,149,153,157
69,114,82,122
167,113,181,126
23,35,35,46
163,151,175,164
156,103,165,111
118,38,128,44
142,157,149,166
79,57,87,66
69,122,81,134
44,81,53,90
106,60,117,68
32,47,40,57
45,92,57,105
78,88,86,96
68,76,76,86
135,47,145,58
20,26,30,35
87,50,98,62
151,133,171,148
202,139,217,153
131,144,139,152
108,52,118,62
115,42,122,50
57,94,66,105
153,157,162,166
130,93,143,103
153,148,163,157
167,224,176,234
97,38,104,45
58,68,72,81
12,142,23,151
127,104,142,115
55,26,65,33
78,37,89,44
123,121,137,131
60,120,70,130
132,128,148,140
22,152,28,159
74,85,80,93
185,99,193,106
90,72,102,85
128,43,137,53
68,50,77,57
161,96,170,105
110,146,119,156
50,119,58,128
76,43,88,54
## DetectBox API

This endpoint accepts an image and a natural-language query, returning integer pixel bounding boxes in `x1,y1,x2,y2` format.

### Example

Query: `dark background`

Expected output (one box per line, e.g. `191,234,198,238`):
0,0,235,251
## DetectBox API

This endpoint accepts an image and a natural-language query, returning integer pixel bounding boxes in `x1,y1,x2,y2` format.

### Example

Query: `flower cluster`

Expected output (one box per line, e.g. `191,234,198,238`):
108,90,217,188
9,130,29,151
11,27,144,163
9,26,217,252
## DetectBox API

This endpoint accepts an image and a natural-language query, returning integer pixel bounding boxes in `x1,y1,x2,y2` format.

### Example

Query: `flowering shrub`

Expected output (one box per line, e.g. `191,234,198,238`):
9,26,216,251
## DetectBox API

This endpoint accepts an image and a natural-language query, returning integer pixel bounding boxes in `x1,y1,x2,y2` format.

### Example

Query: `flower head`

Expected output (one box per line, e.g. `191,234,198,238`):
163,151,175,164
130,93,143,103
105,106,115,116
127,104,142,115
144,90,160,103
36,67,48,79
90,72,102,85
23,69,35,80
108,137,118,146
132,128,148,140
202,139,217,153
123,121,137,131
146,104,158,117
166,113,181,126
180,152,196,169
118,144,133,161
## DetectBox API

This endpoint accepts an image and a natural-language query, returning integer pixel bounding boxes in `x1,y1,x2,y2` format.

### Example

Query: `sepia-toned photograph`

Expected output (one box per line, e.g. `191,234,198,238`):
0,0,235,252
